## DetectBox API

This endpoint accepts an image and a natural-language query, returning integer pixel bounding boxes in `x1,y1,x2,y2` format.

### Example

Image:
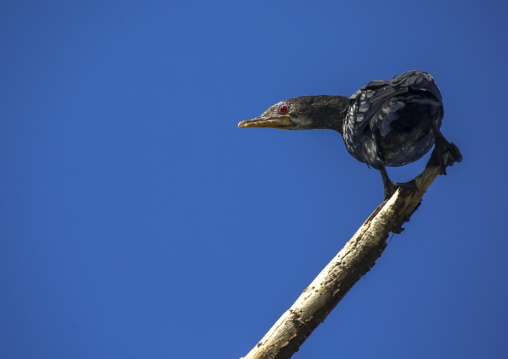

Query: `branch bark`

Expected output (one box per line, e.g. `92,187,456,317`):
242,152,456,359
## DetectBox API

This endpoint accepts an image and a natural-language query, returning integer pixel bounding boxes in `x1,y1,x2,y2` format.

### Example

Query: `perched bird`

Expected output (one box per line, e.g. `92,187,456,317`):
238,70,462,200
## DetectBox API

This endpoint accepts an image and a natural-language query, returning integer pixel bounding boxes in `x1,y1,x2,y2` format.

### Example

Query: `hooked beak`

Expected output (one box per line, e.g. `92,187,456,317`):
238,114,292,129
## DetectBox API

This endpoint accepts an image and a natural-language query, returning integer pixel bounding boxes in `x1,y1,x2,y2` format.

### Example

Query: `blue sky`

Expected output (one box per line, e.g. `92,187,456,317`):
1,1,507,358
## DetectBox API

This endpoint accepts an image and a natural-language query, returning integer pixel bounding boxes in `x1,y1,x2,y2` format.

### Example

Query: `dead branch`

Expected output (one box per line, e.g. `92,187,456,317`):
242,151,457,359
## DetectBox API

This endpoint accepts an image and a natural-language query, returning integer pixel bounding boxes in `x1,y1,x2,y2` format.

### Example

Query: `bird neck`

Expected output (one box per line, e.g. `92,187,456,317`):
303,95,349,134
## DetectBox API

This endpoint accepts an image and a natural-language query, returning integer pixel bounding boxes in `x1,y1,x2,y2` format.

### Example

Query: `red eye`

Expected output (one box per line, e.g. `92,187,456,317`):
279,105,288,114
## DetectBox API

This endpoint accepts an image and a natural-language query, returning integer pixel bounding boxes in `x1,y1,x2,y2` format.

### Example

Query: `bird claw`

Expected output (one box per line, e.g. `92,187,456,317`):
448,142,463,163
384,179,418,200
430,140,463,175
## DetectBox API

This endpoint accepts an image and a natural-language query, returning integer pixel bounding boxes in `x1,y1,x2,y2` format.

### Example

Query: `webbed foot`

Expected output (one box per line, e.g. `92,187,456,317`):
430,122,463,174
383,179,418,200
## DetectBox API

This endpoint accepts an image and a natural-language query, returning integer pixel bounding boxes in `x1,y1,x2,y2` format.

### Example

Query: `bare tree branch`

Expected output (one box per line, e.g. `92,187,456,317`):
242,151,457,359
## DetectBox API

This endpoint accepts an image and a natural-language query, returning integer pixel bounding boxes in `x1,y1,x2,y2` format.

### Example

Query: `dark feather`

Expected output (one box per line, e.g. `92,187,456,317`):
343,70,443,168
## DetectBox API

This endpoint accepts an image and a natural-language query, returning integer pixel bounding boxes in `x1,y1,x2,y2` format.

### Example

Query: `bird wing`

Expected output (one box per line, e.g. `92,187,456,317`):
345,70,442,144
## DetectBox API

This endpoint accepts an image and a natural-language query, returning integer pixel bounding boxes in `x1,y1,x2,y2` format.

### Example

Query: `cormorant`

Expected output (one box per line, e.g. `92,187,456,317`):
238,70,462,199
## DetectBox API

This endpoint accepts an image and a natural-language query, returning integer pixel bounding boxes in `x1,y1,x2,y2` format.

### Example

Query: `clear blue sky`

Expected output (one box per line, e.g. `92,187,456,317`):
1,1,507,358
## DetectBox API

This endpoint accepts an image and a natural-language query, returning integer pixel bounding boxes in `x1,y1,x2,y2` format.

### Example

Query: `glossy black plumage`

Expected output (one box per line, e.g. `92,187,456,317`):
238,70,462,199
343,71,443,169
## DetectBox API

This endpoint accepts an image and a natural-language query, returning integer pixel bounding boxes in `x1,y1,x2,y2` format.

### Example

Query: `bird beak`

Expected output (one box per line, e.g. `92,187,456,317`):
238,114,292,129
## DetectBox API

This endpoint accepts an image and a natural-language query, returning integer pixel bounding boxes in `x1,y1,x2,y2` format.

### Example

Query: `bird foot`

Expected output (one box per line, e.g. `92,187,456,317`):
384,179,417,200
429,140,463,175
429,121,463,174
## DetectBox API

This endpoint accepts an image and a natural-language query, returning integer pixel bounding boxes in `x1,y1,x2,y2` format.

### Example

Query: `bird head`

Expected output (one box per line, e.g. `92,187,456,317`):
238,95,348,133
